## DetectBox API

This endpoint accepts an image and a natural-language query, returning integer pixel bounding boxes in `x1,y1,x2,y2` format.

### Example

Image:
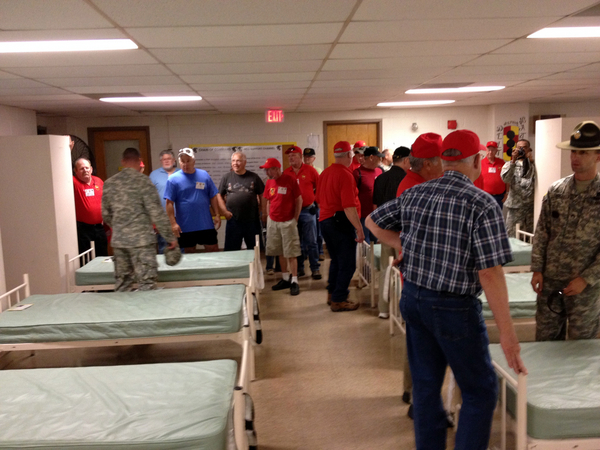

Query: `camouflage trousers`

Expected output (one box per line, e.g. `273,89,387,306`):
535,279,600,341
505,206,534,238
113,244,158,292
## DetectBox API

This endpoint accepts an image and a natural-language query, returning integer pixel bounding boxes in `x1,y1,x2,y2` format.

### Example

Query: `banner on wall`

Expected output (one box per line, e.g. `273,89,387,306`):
496,116,527,161
188,143,291,188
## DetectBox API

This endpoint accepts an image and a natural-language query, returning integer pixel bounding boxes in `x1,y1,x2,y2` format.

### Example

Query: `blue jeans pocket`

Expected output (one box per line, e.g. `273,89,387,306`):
432,305,470,341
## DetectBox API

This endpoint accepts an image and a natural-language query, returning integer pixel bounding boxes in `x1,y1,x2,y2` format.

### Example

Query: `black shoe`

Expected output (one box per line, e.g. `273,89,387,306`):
272,279,291,291
407,404,413,420
290,282,300,296
298,270,306,278
311,270,322,280
402,391,411,405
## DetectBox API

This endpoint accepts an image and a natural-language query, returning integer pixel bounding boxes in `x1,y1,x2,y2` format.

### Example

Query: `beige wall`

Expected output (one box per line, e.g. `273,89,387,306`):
0,104,37,136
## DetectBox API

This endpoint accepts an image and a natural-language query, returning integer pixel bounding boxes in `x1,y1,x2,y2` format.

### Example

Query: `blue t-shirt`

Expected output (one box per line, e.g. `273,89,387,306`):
149,167,180,209
164,169,218,232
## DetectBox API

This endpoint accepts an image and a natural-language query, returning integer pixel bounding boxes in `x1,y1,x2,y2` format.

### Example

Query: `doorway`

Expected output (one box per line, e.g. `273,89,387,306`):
323,120,382,167
88,127,152,180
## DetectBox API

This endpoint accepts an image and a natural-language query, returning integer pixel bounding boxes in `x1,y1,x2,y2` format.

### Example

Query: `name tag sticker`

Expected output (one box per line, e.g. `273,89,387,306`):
196,182,205,190
489,167,496,173
277,187,287,195
8,304,32,311
85,189,95,197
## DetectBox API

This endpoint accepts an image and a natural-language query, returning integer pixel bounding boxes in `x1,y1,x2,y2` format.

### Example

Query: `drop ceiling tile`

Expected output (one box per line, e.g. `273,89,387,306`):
0,86,84,96
40,75,184,88
466,53,600,66
202,88,306,98
0,70,21,79
0,29,126,41
6,64,172,78
195,81,311,91
149,45,331,64
0,50,157,68
126,24,342,48
94,0,355,26
494,38,600,54
316,69,444,81
311,78,414,88
70,85,195,94
323,55,473,71
185,72,314,84
442,63,580,76
0,78,51,88
168,60,322,75
0,0,113,29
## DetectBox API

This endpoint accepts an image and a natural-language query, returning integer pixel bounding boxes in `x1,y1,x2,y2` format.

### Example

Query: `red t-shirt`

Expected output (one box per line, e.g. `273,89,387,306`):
316,163,360,221
474,174,484,190
264,173,301,222
349,157,361,173
284,163,319,208
480,157,506,195
396,170,426,197
353,165,382,218
73,175,103,224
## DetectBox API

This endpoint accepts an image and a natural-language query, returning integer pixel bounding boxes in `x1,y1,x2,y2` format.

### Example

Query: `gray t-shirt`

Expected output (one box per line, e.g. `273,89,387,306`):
219,170,265,222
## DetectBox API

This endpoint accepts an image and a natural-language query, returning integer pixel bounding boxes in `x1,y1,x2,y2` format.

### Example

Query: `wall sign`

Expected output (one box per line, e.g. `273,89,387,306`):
265,110,284,123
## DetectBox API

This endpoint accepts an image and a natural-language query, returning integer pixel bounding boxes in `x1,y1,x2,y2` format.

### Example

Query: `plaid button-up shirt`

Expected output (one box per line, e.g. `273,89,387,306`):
370,171,512,296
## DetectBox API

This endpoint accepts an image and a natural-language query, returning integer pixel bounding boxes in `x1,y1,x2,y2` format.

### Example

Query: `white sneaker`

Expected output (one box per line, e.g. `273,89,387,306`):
378,312,389,319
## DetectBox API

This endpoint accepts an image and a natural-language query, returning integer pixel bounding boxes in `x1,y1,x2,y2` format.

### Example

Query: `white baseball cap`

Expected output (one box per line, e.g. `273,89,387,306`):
178,147,195,158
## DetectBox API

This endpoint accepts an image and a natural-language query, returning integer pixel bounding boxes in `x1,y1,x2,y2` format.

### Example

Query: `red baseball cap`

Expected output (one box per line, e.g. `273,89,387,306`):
411,133,443,159
441,130,481,161
285,145,302,154
353,140,367,149
334,141,352,154
259,158,281,169
486,141,498,149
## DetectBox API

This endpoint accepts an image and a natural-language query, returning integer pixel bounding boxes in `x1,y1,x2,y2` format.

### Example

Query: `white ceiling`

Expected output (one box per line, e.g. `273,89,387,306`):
0,0,599,116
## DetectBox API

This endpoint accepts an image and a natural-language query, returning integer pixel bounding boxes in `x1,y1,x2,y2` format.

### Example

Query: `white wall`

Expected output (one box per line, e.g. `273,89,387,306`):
0,135,77,294
0,227,5,294
0,104,37,136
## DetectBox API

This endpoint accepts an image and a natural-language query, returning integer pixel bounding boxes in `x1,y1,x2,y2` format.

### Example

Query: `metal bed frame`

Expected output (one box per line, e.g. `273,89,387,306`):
504,224,534,274
356,241,377,308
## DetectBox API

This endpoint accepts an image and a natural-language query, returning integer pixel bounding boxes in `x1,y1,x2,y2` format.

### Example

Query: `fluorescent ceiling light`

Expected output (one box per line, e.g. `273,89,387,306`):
406,86,504,94
528,27,600,38
100,96,202,103
0,39,137,53
377,100,455,107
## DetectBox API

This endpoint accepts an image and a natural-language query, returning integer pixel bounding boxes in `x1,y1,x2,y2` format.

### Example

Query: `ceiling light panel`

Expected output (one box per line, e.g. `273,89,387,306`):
378,100,455,107
406,86,505,94
0,39,137,53
529,26,600,38
100,96,202,102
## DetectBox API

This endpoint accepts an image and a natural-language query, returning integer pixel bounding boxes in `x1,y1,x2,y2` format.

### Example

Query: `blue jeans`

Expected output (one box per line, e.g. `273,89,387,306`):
400,281,497,450
297,208,320,272
360,217,376,244
321,217,357,302
316,206,324,255
490,193,504,211
225,217,261,251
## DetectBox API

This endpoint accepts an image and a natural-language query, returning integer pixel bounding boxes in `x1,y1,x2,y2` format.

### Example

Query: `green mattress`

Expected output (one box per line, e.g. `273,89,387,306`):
490,341,600,440
0,360,236,449
373,244,382,271
75,250,255,286
479,272,537,320
0,285,245,344
505,238,532,267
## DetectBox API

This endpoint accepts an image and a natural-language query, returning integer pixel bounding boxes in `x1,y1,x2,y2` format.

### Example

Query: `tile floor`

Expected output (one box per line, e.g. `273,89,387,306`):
3,257,514,449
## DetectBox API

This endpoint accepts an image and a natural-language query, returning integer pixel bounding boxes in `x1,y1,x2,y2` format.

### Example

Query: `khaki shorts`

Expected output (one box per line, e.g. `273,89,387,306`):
266,217,301,258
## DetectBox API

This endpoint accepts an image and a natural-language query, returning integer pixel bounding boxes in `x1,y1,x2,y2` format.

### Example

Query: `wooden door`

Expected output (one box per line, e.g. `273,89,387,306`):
88,127,151,180
323,121,381,167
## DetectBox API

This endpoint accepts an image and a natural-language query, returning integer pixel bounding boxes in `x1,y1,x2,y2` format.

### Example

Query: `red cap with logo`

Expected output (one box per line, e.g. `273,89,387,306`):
441,130,481,161
285,145,302,154
411,133,443,159
334,141,352,154
259,157,282,169
486,141,498,149
353,140,367,149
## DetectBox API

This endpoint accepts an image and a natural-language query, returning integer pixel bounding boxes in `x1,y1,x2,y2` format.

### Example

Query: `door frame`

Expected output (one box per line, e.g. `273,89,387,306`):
87,126,152,180
322,119,382,167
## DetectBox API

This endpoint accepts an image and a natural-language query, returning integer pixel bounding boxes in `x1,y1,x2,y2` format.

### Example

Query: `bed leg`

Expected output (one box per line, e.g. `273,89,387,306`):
250,340,256,382
501,377,507,450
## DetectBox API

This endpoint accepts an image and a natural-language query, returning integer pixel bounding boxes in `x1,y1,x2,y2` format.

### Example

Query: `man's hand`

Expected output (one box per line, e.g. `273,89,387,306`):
531,271,543,295
355,227,365,243
563,277,587,296
500,333,528,375
392,253,403,266
171,223,181,238
213,215,222,230
167,240,177,250
224,210,233,220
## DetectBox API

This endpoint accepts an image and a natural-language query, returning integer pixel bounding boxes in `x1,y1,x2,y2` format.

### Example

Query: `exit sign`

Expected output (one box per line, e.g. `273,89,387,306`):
266,110,284,123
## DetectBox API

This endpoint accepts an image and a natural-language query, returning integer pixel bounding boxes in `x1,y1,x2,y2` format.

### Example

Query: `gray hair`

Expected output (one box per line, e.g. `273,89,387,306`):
232,151,246,161
441,148,477,168
409,155,440,173
159,149,175,159
334,151,352,159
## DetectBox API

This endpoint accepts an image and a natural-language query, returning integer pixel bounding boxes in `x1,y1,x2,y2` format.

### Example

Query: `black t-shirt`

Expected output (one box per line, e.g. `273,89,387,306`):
373,165,407,206
219,170,265,222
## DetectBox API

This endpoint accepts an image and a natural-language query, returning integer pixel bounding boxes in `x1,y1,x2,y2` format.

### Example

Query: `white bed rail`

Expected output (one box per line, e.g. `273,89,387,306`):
515,224,534,244
492,360,527,450
356,241,376,307
0,274,30,313
65,242,96,293
388,259,405,336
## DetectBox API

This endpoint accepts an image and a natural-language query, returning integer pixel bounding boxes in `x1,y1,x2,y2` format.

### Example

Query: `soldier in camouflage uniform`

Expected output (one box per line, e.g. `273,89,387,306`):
501,139,536,237
531,121,600,340
102,148,176,291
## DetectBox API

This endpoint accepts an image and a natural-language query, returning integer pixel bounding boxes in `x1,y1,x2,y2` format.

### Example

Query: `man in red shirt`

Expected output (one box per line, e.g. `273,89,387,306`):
262,158,303,296
316,141,364,312
283,146,321,280
481,141,508,209
396,133,443,197
354,146,383,243
349,140,366,172
73,157,108,256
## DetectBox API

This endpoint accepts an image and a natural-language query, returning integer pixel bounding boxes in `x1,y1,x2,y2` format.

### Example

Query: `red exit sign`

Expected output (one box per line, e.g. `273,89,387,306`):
265,110,284,123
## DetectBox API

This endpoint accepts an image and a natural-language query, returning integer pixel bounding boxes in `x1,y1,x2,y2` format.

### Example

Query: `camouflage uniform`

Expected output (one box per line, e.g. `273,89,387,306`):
102,168,175,291
531,173,600,340
501,159,536,237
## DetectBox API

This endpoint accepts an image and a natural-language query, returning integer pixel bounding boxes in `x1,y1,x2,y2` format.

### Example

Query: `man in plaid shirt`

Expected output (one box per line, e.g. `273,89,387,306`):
366,129,527,450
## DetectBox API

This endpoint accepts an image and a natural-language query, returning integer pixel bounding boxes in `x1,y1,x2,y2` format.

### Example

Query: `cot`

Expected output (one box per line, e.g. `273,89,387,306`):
0,275,259,380
65,236,264,294
491,340,600,450
504,225,534,274
356,241,380,308
0,357,255,449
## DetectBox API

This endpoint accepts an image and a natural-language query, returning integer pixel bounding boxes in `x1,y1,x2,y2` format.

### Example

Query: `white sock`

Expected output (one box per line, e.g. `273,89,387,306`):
291,276,298,284
282,272,290,281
